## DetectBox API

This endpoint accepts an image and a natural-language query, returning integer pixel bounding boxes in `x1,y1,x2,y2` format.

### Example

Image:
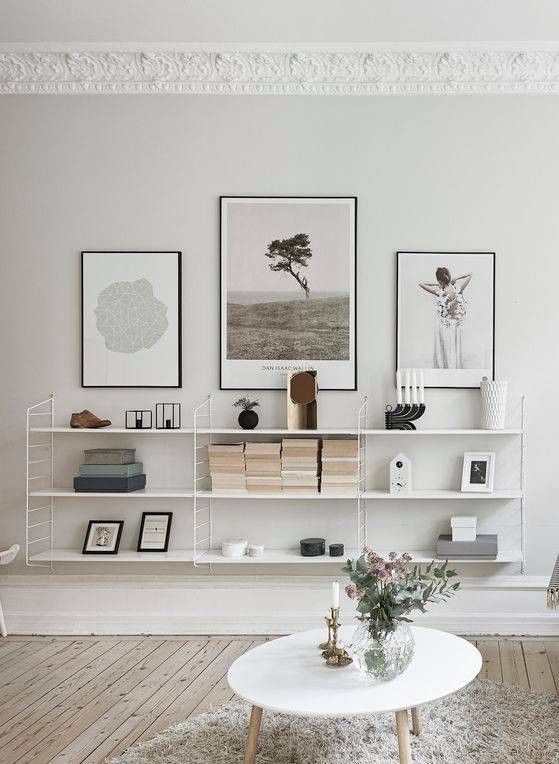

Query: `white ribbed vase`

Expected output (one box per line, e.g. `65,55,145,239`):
480,379,508,430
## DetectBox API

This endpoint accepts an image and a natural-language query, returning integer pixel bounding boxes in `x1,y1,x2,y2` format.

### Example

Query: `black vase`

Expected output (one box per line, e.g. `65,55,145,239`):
238,409,258,430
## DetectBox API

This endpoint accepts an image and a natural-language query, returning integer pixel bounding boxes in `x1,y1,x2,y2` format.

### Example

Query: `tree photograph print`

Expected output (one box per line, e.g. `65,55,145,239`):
220,197,356,390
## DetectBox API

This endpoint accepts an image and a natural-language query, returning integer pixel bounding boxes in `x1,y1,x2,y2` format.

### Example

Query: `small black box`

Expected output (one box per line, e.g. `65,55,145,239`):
73,474,147,492
300,538,325,556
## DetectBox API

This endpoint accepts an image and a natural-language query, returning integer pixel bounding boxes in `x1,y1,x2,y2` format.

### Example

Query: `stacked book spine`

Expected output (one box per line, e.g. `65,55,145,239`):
321,439,359,494
245,442,281,493
208,443,246,492
281,438,319,493
74,448,146,492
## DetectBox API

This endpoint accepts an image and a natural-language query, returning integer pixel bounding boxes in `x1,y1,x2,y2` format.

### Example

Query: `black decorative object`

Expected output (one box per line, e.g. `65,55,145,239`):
137,512,173,552
329,543,344,557
300,537,325,557
385,402,426,431
125,410,152,429
233,397,259,430
238,410,259,430
156,403,181,429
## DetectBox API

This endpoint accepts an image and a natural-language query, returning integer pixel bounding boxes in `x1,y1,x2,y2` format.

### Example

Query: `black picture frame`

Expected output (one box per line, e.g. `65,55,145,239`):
82,520,124,555
125,410,153,429
396,251,496,389
137,512,173,552
219,196,358,391
81,251,182,388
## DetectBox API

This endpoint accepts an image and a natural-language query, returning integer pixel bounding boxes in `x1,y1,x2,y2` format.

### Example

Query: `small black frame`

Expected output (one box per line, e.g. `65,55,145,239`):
137,512,173,552
125,410,153,429
155,403,181,429
82,520,124,555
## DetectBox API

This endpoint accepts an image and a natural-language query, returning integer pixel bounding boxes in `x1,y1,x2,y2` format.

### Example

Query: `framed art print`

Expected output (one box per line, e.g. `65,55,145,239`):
137,512,173,552
397,251,495,388
220,197,357,390
461,452,495,493
82,520,124,554
82,251,182,387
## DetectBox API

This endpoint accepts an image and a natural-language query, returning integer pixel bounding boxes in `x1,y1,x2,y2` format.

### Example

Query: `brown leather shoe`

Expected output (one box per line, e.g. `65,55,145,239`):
70,410,112,429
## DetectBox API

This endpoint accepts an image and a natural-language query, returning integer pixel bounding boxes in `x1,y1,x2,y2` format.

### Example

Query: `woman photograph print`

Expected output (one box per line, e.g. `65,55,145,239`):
397,251,495,388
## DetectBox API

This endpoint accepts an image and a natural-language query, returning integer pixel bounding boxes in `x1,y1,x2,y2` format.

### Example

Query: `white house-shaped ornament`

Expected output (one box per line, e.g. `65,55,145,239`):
389,453,412,495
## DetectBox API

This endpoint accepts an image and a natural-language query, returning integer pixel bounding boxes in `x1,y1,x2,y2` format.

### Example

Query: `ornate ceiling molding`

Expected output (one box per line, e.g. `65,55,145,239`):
2,46,559,95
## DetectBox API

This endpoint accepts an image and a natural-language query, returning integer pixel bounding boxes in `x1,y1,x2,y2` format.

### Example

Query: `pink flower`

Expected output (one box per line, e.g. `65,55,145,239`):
389,551,397,560
402,552,412,562
345,583,358,599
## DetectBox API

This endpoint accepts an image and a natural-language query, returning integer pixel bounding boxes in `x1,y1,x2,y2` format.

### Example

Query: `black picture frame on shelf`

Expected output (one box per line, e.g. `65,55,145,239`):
155,403,181,429
81,251,182,388
125,410,153,429
396,251,495,389
137,512,173,552
220,196,358,390
82,520,124,555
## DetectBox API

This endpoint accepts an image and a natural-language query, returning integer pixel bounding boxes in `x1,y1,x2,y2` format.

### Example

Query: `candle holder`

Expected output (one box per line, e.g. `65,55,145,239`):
385,402,426,430
319,607,352,668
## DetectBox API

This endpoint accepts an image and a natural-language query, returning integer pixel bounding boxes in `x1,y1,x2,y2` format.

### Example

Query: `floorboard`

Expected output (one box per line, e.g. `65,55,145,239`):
0,634,555,763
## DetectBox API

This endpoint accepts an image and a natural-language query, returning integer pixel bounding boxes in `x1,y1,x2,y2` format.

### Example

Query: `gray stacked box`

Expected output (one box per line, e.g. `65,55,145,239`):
436,534,498,559
74,448,146,492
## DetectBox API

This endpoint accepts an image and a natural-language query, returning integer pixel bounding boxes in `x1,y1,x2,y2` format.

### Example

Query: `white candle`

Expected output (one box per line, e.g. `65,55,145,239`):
419,369,425,404
396,370,402,405
332,580,340,609
411,369,418,404
404,369,411,404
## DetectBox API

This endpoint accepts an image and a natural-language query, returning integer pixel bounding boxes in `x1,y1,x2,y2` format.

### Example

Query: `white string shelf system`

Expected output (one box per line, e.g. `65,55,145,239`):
26,394,526,571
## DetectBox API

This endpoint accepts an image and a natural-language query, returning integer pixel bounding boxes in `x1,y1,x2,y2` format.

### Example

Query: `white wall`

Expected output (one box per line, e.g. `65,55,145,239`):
0,92,558,632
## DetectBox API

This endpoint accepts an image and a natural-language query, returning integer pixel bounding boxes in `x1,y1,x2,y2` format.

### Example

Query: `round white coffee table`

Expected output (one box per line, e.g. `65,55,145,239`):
228,625,481,764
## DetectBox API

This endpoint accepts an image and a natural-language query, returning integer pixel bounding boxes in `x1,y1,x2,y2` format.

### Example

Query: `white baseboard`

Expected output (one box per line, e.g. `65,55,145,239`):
1,574,556,636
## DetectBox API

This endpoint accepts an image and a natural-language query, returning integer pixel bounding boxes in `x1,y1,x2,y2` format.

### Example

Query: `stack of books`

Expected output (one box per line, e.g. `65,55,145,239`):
245,442,281,493
208,443,246,492
74,448,146,492
281,438,319,493
321,439,359,494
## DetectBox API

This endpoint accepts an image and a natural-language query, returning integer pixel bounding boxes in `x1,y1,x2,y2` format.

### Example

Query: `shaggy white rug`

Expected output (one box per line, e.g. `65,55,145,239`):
110,679,559,764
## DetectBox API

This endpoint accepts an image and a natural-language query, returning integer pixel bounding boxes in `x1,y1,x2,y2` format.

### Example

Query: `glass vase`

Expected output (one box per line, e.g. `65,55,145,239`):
349,621,415,681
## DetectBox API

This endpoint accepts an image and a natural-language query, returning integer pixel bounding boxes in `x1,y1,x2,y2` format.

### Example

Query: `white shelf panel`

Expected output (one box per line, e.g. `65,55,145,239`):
198,549,359,564
29,487,194,498
375,550,523,564
30,427,194,434
30,549,194,563
197,490,357,500
30,548,522,565
363,489,523,500
196,428,358,435
362,429,523,435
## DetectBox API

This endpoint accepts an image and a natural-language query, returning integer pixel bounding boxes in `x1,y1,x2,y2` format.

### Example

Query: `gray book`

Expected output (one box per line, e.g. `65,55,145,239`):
436,534,498,558
79,462,143,477
74,474,146,492
83,448,136,465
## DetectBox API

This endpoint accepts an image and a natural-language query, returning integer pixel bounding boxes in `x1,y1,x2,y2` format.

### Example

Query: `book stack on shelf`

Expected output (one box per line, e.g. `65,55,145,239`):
245,442,281,493
73,448,146,492
321,439,359,494
281,438,320,493
208,443,246,493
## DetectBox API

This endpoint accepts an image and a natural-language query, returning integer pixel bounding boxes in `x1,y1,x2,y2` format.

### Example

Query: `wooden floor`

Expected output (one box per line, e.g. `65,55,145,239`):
0,635,557,763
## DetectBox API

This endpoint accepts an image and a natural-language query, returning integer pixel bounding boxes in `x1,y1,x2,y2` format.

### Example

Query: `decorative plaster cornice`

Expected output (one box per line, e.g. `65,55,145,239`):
2,45,559,95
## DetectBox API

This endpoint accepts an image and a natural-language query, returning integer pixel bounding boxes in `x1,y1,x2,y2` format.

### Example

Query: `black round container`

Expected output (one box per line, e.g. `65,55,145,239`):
238,410,259,430
329,543,344,557
300,538,325,557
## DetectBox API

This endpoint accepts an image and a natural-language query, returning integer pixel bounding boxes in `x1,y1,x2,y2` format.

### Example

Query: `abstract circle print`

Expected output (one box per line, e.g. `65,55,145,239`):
418,267,472,369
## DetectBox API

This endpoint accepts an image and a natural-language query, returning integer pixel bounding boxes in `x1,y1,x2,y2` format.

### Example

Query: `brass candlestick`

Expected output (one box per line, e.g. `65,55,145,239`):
319,607,352,668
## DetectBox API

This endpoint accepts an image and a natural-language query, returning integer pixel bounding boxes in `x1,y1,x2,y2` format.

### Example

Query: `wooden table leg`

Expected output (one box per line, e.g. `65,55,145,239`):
411,706,421,736
243,705,263,764
395,709,412,764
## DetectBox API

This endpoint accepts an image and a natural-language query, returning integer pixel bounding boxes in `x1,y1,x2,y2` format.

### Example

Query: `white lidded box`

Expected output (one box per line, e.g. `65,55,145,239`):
221,539,248,557
451,516,477,542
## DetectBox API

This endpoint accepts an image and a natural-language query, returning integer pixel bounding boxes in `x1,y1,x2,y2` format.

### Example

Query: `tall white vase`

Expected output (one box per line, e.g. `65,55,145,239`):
480,378,508,430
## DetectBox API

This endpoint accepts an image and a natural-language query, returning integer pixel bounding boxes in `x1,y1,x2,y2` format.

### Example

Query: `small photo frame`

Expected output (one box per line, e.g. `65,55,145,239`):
461,452,495,493
137,512,173,552
125,410,153,429
82,520,124,554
